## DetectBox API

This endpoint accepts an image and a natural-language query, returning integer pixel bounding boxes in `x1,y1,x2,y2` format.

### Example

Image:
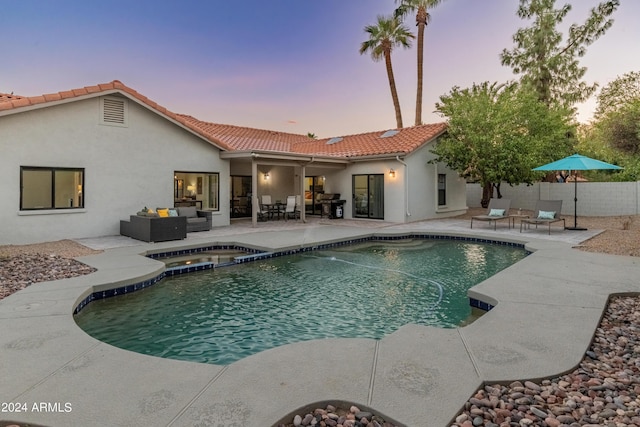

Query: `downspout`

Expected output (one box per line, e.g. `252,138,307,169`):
396,156,410,217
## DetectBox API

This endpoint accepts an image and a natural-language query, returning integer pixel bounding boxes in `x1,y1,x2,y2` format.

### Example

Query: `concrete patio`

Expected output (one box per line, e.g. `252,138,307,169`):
1,217,639,426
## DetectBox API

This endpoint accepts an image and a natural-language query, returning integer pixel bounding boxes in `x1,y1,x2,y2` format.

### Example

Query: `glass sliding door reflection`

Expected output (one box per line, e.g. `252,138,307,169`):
352,174,384,219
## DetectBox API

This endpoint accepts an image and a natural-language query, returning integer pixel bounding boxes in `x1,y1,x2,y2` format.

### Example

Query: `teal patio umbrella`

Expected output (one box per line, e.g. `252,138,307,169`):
533,154,622,230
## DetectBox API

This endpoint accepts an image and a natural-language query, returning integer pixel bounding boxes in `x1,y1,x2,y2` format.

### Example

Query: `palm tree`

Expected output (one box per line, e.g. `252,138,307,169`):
395,0,445,126
360,15,414,129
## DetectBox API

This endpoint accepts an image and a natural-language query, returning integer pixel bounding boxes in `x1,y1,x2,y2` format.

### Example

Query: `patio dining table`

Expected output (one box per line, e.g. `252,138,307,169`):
263,201,285,220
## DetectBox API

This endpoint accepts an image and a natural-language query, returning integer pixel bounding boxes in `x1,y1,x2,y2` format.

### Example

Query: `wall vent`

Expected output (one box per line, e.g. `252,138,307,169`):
101,97,127,126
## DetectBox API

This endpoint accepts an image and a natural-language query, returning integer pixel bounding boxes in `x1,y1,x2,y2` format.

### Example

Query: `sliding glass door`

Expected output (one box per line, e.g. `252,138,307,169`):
352,174,384,219
304,176,325,215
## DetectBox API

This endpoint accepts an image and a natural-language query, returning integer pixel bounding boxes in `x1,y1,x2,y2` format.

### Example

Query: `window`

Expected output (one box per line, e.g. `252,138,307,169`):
174,171,219,211
207,173,219,210
437,173,446,206
20,167,84,210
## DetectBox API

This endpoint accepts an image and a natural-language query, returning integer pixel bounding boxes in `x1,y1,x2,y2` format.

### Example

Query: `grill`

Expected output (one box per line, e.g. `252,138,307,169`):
318,193,346,219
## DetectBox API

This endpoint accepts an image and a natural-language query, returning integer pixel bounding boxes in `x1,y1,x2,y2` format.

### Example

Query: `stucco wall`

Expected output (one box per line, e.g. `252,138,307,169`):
1,95,229,244
406,142,467,221
325,141,467,223
466,182,640,216
334,160,405,222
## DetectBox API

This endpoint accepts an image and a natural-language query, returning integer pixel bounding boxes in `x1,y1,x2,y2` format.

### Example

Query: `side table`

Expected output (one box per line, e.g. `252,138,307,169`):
508,214,529,229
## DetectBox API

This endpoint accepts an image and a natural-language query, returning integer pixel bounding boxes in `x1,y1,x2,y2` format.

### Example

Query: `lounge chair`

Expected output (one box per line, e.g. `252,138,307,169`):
520,200,565,234
470,198,511,230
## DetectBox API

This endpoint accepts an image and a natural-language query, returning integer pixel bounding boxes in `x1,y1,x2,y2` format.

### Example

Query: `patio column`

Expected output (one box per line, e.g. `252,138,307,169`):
252,159,258,226
300,164,306,222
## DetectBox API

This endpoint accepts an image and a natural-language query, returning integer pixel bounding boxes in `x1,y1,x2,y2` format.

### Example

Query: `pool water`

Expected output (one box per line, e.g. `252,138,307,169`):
75,239,526,365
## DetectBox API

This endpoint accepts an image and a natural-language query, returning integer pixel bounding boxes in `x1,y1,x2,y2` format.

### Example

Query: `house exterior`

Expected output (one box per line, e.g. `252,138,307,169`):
0,81,466,245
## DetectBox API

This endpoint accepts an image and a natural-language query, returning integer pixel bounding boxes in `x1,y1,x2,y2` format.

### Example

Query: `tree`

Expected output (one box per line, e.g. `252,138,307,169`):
589,72,640,155
306,132,318,139
597,100,640,154
432,82,575,207
360,15,414,128
394,0,446,126
577,122,639,181
500,0,619,109
595,71,640,118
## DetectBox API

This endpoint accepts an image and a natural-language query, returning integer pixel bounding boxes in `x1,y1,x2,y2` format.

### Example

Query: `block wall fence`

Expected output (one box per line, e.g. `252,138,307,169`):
466,182,640,216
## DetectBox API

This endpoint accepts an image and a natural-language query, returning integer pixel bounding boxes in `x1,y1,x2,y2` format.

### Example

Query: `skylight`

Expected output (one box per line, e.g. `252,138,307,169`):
326,137,343,145
380,130,399,138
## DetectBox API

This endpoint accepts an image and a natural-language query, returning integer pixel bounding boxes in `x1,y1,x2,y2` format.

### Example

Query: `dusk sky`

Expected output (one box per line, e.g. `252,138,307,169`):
3,0,639,138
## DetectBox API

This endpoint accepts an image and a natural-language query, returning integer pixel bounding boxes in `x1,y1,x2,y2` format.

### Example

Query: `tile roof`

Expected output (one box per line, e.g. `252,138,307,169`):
0,81,448,158
178,114,310,152
0,93,24,102
181,114,448,158
289,123,448,158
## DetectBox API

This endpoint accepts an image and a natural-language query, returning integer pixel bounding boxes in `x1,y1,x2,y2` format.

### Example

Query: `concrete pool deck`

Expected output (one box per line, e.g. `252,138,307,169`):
1,218,639,426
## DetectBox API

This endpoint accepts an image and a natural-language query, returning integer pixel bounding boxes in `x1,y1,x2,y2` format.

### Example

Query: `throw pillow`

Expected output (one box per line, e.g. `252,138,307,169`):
157,208,169,218
168,209,178,217
488,208,505,217
537,210,556,219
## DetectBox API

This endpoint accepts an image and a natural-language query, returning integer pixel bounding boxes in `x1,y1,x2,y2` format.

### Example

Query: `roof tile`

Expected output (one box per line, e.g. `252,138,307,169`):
0,81,446,157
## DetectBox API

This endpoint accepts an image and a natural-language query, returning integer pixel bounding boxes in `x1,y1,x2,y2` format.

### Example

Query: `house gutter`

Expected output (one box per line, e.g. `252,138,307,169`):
396,155,411,218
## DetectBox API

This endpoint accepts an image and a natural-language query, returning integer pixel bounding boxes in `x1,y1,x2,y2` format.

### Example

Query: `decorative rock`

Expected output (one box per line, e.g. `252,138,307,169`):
455,414,469,424
302,413,314,426
294,414,303,427
530,406,548,418
544,417,561,427
449,296,640,427
355,412,372,420
524,381,541,392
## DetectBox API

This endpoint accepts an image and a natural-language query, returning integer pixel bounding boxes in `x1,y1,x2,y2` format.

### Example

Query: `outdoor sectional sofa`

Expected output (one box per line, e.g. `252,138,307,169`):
120,215,187,242
176,206,212,232
120,206,211,242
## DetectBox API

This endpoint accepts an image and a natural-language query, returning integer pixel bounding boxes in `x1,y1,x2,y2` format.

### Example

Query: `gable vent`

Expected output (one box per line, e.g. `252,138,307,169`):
101,97,127,126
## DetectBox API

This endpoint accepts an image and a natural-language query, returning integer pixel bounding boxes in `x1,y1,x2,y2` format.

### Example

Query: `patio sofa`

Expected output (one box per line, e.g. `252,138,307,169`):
120,215,187,243
176,206,212,232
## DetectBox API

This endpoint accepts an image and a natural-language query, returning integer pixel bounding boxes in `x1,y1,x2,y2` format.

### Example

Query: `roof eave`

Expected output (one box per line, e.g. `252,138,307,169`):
221,150,351,164
347,152,409,161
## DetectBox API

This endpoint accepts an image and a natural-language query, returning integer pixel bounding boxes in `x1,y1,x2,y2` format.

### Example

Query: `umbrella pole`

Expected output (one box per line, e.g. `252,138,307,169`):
565,170,587,231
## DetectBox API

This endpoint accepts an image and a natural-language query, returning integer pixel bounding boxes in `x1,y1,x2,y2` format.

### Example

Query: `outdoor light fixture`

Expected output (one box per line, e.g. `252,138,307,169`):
389,169,396,178
264,172,270,180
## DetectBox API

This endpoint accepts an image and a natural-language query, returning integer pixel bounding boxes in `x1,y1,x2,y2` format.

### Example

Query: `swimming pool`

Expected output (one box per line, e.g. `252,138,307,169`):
75,238,527,365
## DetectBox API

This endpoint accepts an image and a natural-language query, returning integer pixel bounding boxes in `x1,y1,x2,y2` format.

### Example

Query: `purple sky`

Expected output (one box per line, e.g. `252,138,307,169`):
3,0,639,137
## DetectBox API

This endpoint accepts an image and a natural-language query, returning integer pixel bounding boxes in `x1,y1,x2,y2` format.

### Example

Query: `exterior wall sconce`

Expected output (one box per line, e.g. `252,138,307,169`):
389,169,396,178
264,172,270,180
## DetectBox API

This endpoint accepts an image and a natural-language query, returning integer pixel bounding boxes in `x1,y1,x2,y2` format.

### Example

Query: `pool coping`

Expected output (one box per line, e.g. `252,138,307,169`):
1,225,639,426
